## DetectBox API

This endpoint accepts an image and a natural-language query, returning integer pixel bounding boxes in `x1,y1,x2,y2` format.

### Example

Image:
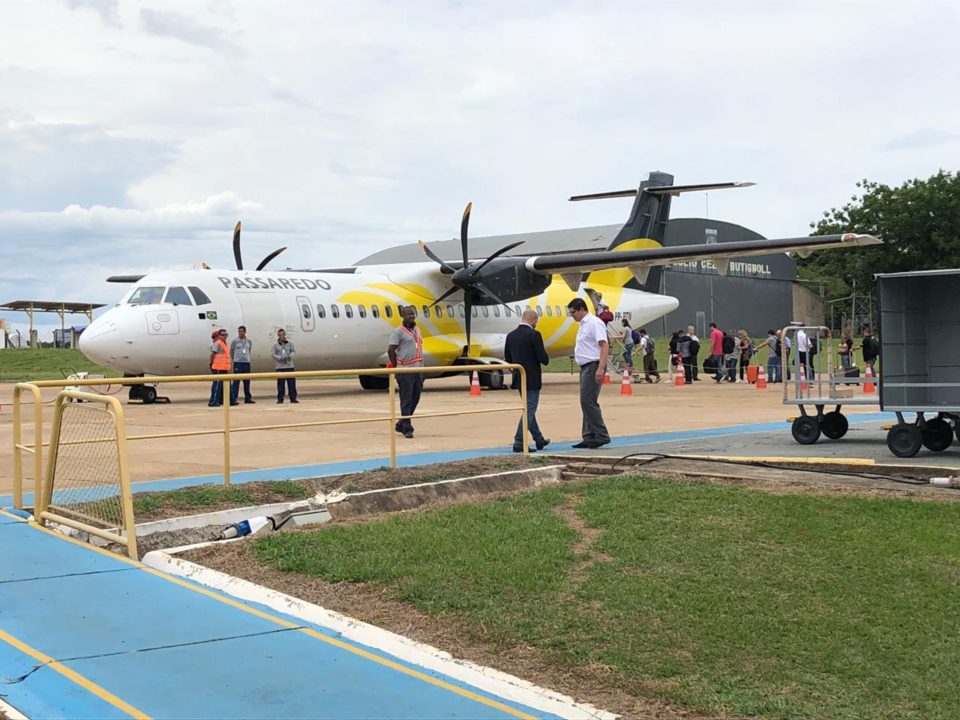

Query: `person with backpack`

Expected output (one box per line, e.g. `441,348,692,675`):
721,329,738,382
638,328,660,383
737,329,753,383
763,329,781,383
620,318,635,373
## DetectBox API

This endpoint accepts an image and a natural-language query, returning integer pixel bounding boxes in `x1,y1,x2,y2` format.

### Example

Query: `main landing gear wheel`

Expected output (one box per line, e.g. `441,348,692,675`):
887,424,922,458
479,369,505,390
358,374,389,391
821,411,849,440
921,417,953,452
141,386,158,405
791,416,821,445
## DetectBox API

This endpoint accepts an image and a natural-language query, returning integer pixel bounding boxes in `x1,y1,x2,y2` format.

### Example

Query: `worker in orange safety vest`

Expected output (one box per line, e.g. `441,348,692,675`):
209,328,232,407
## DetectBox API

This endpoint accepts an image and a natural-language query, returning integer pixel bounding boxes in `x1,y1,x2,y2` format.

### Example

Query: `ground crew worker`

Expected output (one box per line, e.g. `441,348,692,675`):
208,328,231,407
229,325,255,405
387,305,423,439
272,328,298,403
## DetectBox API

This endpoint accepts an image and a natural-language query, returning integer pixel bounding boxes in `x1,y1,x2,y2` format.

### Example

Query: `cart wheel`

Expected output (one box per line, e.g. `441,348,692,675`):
142,386,158,405
887,424,922,458
921,418,953,452
821,411,849,440
791,416,821,445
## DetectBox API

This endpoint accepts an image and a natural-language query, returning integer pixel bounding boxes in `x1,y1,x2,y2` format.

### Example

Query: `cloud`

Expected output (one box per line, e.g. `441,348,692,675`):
139,9,234,52
883,129,958,152
63,0,121,28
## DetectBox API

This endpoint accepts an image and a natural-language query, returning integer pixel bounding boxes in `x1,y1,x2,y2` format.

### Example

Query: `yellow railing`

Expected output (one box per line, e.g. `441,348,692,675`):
11,365,528,508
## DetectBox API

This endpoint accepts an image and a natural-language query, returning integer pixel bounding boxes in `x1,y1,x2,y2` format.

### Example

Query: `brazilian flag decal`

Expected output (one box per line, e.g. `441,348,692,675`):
207,311,218,319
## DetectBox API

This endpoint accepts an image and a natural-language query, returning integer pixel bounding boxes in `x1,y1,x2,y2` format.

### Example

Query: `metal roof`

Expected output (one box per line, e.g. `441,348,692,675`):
0,301,106,313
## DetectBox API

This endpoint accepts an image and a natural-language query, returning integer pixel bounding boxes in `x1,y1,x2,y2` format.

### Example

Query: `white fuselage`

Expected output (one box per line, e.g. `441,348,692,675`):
79,262,679,376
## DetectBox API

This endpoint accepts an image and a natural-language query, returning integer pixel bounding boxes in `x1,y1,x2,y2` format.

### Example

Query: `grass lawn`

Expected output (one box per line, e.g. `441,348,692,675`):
250,476,960,719
0,348,114,383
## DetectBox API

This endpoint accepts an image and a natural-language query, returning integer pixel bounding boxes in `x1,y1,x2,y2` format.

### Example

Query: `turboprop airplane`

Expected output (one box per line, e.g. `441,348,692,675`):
79,171,880,402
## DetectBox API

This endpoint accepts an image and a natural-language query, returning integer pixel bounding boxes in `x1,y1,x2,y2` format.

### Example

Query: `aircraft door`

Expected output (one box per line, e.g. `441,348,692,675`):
297,295,315,332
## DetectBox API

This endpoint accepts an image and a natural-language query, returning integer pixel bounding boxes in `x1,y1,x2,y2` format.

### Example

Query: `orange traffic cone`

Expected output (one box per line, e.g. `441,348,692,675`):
674,366,685,386
863,365,875,394
799,363,808,392
469,370,481,397
756,365,767,390
620,368,633,396
603,372,611,384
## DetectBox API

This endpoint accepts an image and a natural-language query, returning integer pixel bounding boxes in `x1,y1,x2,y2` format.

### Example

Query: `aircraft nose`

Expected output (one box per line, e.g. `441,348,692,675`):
78,317,121,366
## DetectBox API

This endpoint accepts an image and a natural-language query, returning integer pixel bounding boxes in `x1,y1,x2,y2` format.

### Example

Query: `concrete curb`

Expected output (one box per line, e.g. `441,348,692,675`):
142,550,618,720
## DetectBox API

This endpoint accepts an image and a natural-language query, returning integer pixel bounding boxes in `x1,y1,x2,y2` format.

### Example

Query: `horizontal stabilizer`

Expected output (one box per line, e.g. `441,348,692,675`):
569,181,754,202
107,275,145,283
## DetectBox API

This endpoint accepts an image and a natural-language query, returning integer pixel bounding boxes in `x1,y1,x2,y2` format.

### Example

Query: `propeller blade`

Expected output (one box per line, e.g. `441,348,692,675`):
429,286,460,308
460,202,472,266
463,297,472,356
469,240,525,276
256,247,287,271
418,240,456,274
232,221,243,270
474,283,507,306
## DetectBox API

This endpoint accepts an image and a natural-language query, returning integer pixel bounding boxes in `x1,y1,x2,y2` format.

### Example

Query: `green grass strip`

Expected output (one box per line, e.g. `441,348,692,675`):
251,477,960,719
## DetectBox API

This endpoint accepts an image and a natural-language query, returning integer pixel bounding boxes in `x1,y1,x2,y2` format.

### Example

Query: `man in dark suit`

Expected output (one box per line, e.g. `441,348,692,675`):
504,309,551,452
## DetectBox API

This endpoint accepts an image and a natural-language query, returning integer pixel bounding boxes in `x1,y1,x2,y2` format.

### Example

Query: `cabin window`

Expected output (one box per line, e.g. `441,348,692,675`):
163,286,192,306
371,305,380,319
445,304,454,318
301,303,312,319
434,305,442,319
345,304,354,319
384,305,393,318
472,306,478,318
331,304,340,319
397,304,404,317
514,305,522,316
422,305,430,318
545,305,552,318
536,305,543,316
188,287,212,305
492,306,500,318
555,305,562,317
482,306,489,318
458,304,465,318
358,304,367,318
317,304,326,319
127,286,165,305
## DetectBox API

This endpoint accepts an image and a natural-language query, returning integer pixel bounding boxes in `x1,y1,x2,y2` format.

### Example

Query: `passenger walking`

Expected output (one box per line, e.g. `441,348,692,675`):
709,322,725,382
208,328,231,407
861,325,880,373
638,329,660,383
620,318,635,372
724,329,738,382
738,330,752,382
668,330,681,382
504,309,550,453
687,326,701,381
838,327,854,370
229,325,255,405
272,329,298,404
796,326,813,380
566,298,610,449
763,330,781,383
387,306,423,439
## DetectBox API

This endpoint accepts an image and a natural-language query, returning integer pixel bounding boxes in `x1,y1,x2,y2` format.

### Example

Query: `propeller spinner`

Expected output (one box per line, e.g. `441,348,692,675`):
419,203,523,355
232,221,288,272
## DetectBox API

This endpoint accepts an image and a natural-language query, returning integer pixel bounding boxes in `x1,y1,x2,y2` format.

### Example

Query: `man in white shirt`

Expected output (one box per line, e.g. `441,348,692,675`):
566,298,611,449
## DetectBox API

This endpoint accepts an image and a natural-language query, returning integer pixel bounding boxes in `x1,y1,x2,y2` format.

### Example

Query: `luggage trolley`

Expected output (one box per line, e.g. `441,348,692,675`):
782,324,880,445
876,270,960,458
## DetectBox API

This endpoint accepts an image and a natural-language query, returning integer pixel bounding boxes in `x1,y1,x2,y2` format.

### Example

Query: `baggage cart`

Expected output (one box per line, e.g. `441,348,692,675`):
781,325,880,445
876,270,960,457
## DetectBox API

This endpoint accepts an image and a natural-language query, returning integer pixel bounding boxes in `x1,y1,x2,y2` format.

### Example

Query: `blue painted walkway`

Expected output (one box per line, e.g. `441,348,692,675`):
0,509,560,719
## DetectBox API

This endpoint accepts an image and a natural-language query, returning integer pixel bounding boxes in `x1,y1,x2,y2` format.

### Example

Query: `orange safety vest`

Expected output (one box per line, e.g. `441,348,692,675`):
395,326,423,366
211,338,231,371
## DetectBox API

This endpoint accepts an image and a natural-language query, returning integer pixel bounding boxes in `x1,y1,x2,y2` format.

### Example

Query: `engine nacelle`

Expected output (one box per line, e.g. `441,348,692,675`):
467,257,553,305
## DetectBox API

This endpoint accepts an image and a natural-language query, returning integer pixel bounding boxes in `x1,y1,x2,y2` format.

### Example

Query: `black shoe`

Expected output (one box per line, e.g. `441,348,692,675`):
572,441,592,449
277,400,283,404
245,399,256,404
290,399,299,403
404,430,414,439
230,402,239,406
596,439,610,447
513,445,537,453
536,438,551,450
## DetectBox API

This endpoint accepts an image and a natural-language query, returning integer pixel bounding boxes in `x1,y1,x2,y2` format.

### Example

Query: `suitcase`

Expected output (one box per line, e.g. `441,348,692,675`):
844,366,860,385
747,365,759,384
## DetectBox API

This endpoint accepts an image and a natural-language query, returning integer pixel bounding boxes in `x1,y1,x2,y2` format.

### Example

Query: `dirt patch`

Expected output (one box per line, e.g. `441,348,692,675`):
555,493,613,584
184,541,715,720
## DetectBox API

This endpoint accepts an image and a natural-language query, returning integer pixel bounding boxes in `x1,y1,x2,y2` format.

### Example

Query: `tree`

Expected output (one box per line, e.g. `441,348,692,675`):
797,170,960,297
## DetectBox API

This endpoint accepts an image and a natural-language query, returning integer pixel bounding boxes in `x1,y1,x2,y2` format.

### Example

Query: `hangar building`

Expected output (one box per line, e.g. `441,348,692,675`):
357,217,823,338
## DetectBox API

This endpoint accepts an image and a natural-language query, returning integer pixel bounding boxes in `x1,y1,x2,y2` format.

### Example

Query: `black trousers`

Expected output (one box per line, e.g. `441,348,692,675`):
396,373,423,433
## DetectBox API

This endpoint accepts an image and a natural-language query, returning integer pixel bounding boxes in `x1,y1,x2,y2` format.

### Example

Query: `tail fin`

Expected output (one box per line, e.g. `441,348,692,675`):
571,172,753,292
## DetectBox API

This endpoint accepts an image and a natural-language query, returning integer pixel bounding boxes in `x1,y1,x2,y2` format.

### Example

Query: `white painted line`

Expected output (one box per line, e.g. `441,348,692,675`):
143,551,617,720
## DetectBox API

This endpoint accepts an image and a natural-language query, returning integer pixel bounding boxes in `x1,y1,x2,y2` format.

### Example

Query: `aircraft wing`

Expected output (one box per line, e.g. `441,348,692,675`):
526,233,881,287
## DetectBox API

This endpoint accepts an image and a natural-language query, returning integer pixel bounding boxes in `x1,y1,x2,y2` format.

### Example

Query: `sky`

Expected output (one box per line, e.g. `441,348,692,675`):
1,0,957,338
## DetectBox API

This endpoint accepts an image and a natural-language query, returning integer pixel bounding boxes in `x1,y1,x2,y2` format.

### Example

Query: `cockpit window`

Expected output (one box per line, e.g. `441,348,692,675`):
127,286,165,305
188,287,212,306
164,286,193,306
